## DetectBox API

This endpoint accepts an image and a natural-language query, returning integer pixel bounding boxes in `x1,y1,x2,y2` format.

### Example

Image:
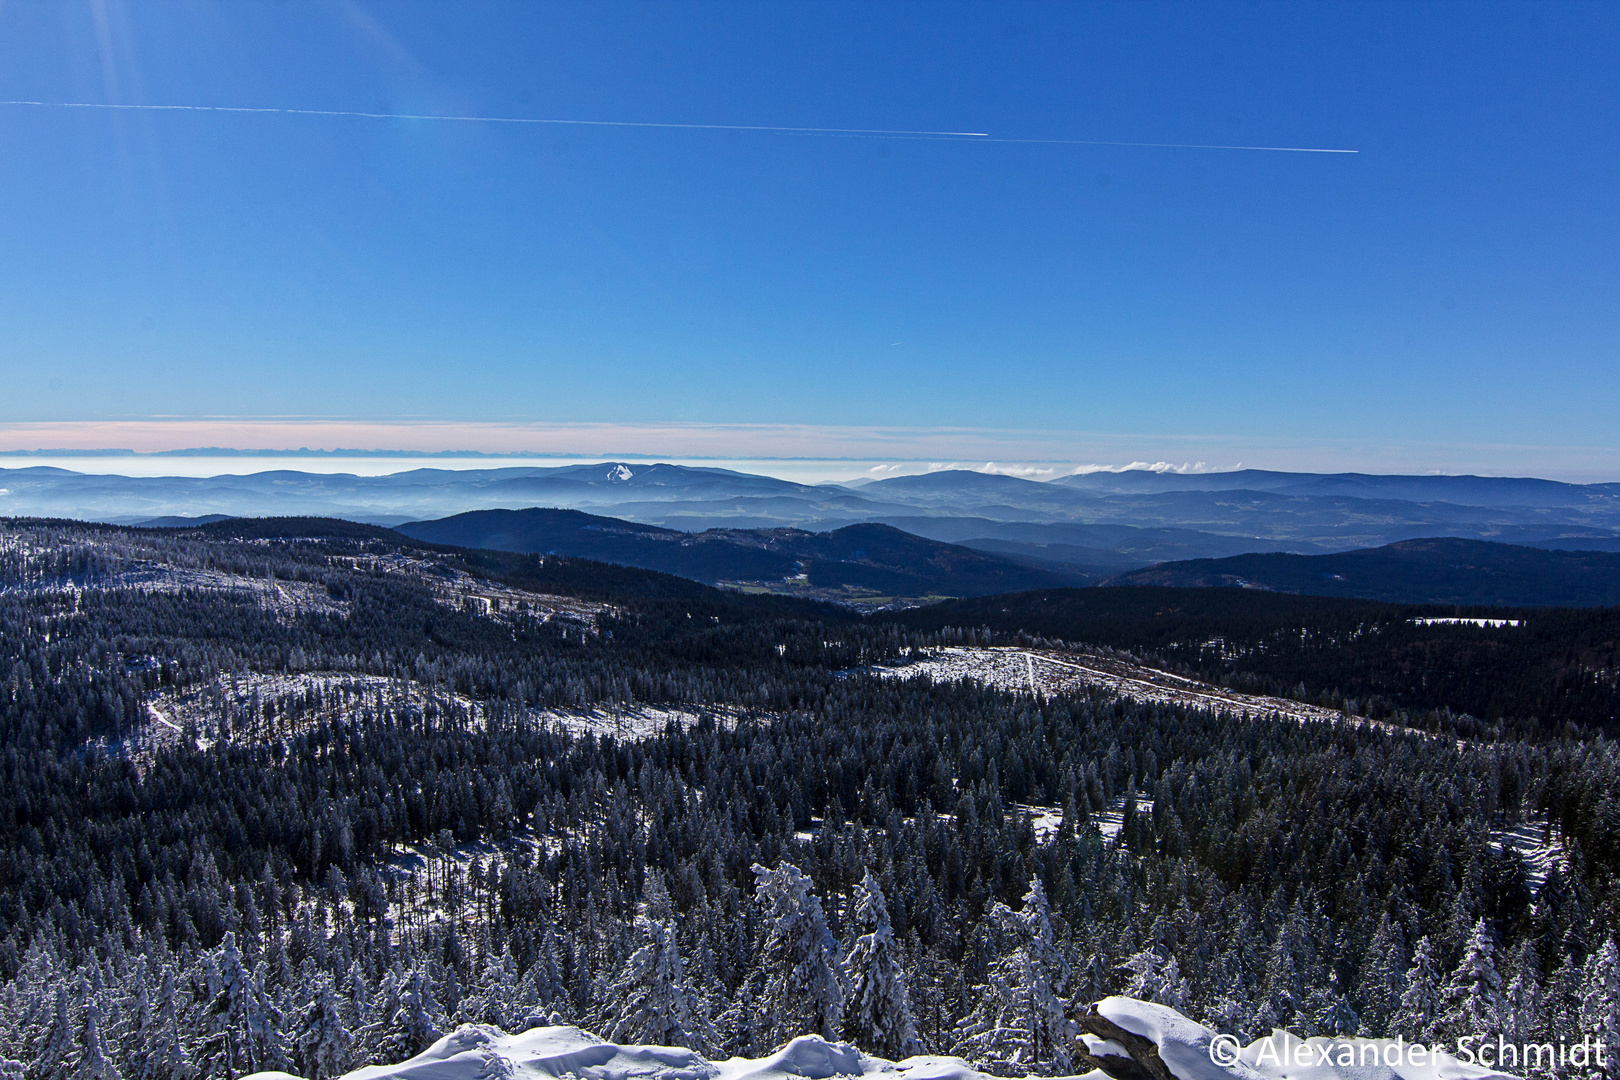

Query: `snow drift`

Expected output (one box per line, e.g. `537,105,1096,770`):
244,997,1524,1080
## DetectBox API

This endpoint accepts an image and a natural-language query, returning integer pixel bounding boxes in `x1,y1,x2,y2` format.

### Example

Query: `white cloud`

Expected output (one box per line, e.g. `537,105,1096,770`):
1069,460,1231,476
3,420,1618,482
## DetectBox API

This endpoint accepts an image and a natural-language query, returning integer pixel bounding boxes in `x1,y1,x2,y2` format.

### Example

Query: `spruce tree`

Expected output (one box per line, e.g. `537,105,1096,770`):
843,872,921,1060
381,966,445,1060
1500,938,1545,1045
1437,918,1505,1041
145,971,194,1080
600,906,716,1053
952,878,1072,1074
751,862,845,1044
1581,939,1620,1078
1395,936,1443,1042
294,975,354,1080
1357,912,1408,1037
72,996,119,1080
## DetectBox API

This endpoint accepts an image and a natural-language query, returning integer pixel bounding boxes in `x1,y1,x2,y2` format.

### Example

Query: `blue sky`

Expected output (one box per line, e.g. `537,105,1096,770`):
1,2,1617,478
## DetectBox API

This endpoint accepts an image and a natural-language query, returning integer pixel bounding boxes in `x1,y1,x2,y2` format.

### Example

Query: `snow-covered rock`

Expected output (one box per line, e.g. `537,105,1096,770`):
1080,998,1521,1080
242,1026,1010,1080
243,998,1526,1080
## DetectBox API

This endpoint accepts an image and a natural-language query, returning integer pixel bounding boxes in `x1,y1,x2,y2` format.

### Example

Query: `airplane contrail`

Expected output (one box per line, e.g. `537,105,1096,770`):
0,99,1357,152
0,100,990,139
975,136,1357,153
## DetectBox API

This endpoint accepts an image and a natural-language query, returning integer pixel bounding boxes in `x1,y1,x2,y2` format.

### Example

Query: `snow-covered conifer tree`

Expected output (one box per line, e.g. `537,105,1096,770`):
1118,949,1186,1010
1581,939,1620,1077
1547,950,1587,1048
31,985,76,1080
952,878,1072,1074
1500,938,1545,1045
145,970,194,1080
1395,936,1443,1042
294,975,354,1080
1259,922,1305,1030
199,933,251,1077
601,905,716,1053
751,862,845,1044
74,998,121,1080
381,966,444,1060
1357,912,1408,1036
843,872,921,1059
245,960,290,1074
1436,918,1505,1041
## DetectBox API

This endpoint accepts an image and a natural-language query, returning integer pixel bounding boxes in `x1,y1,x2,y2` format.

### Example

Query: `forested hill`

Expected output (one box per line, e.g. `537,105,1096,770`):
1105,537,1620,606
882,586,1620,738
395,507,1080,600
3,517,1620,1080
188,514,834,608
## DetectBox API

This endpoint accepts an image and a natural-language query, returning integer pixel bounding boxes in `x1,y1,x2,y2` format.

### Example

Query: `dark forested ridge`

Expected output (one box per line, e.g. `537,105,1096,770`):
394,508,1082,601
883,587,1620,739
1106,537,1620,607
2,518,1619,1078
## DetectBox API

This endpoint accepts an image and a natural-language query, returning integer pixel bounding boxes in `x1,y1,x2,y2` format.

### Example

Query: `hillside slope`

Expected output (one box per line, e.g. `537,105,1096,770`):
395,508,1080,599
1107,537,1620,606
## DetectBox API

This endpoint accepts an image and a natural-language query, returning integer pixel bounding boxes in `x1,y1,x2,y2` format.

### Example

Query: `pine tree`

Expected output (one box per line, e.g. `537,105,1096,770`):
842,872,921,1060
600,905,717,1053
1395,936,1443,1042
751,862,846,1044
1436,918,1505,1042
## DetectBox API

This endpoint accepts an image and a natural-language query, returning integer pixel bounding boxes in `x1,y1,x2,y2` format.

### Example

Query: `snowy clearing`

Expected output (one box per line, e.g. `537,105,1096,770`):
1092,794,1156,842
1490,818,1566,890
334,551,607,629
874,648,1364,727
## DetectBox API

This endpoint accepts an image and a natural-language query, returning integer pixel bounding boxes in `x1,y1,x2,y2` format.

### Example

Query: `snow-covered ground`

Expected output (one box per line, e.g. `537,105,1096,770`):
1091,795,1155,842
109,669,756,772
1,557,347,619
243,997,1523,1080
335,551,607,629
1090,997,1518,1080
1,525,606,631
1490,818,1566,890
874,648,1361,727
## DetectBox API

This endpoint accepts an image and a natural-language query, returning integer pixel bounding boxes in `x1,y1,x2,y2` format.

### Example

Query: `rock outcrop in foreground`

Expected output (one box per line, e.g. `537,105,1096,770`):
245,997,1523,1080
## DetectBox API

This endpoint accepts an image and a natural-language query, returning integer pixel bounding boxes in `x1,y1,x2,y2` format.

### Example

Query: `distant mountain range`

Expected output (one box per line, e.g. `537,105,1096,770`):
6,460,1620,577
1107,536,1620,606
394,507,1080,601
